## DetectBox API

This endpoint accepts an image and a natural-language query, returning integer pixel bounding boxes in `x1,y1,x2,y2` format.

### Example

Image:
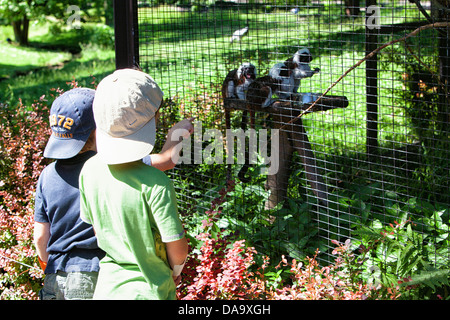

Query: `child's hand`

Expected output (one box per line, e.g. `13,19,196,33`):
167,118,195,140
152,118,195,171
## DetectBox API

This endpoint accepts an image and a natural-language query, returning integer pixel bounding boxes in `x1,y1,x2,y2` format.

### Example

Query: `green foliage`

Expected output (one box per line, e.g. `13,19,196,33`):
0,0,105,23
33,22,115,50
381,37,449,146
0,0,111,45
352,210,450,299
0,0,32,23
404,267,450,294
0,99,50,299
179,210,395,300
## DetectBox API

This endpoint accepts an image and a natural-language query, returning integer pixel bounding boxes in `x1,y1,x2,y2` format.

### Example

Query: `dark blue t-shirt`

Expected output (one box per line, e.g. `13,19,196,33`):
34,151,104,274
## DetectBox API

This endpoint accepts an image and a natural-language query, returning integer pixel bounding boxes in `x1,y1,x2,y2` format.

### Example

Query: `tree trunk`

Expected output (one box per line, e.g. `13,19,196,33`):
104,0,114,26
345,0,361,17
11,16,29,46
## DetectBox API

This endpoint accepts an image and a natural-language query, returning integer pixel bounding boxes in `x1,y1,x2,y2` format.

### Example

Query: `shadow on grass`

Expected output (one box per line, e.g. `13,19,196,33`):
0,56,115,107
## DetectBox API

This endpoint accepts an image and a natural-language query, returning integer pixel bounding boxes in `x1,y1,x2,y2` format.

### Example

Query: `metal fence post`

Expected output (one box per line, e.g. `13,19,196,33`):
113,0,139,70
366,0,379,160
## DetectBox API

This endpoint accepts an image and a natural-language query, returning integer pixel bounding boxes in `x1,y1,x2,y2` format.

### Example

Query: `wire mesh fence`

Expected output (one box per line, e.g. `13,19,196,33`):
129,0,449,268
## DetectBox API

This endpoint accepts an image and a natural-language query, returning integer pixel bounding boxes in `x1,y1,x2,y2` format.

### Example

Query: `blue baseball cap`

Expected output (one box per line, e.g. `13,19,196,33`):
44,88,96,159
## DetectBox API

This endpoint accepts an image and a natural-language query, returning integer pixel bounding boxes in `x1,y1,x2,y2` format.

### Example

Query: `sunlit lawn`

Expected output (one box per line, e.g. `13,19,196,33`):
0,4,430,154
0,23,115,106
137,5,421,156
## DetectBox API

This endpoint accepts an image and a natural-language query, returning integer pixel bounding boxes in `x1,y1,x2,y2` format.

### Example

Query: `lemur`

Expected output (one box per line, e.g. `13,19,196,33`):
286,47,320,96
222,62,257,101
222,62,257,181
235,61,296,182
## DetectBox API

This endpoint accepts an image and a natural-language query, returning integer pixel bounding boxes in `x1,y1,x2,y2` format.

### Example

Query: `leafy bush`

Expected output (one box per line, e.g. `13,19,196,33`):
381,42,449,205
177,212,402,300
352,217,450,299
175,183,397,300
82,24,115,48
0,98,51,299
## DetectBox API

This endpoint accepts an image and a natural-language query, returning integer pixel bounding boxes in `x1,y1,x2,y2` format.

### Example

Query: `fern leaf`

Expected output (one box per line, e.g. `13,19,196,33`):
403,268,450,291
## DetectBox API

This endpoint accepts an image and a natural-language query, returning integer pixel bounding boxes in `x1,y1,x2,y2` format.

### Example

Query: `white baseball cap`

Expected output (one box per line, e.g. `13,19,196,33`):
93,68,164,164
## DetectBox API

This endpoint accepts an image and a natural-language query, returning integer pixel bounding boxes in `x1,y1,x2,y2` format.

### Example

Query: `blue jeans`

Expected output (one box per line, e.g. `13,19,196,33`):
39,271,98,300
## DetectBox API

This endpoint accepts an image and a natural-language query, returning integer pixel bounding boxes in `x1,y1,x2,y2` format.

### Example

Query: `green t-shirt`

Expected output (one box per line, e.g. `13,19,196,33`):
79,155,185,300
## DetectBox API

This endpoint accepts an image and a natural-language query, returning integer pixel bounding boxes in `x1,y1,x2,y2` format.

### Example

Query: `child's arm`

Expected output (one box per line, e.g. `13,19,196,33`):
143,118,194,171
166,237,189,285
34,221,50,270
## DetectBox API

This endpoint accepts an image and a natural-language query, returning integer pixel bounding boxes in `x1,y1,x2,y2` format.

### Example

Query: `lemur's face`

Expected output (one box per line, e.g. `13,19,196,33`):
278,64,292,78
299,52,313,63
239,64,257,81
294,48,313,64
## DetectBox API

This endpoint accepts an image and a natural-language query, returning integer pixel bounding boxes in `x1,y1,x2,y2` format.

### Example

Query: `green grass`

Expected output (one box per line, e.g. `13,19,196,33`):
0,43,71,78
137,5,425,157
1,47,115,106
0,22,115,106
0,6,445,210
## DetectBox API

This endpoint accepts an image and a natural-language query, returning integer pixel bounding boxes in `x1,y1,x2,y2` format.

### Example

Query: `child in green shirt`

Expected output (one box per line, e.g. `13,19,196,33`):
80,69,189,299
